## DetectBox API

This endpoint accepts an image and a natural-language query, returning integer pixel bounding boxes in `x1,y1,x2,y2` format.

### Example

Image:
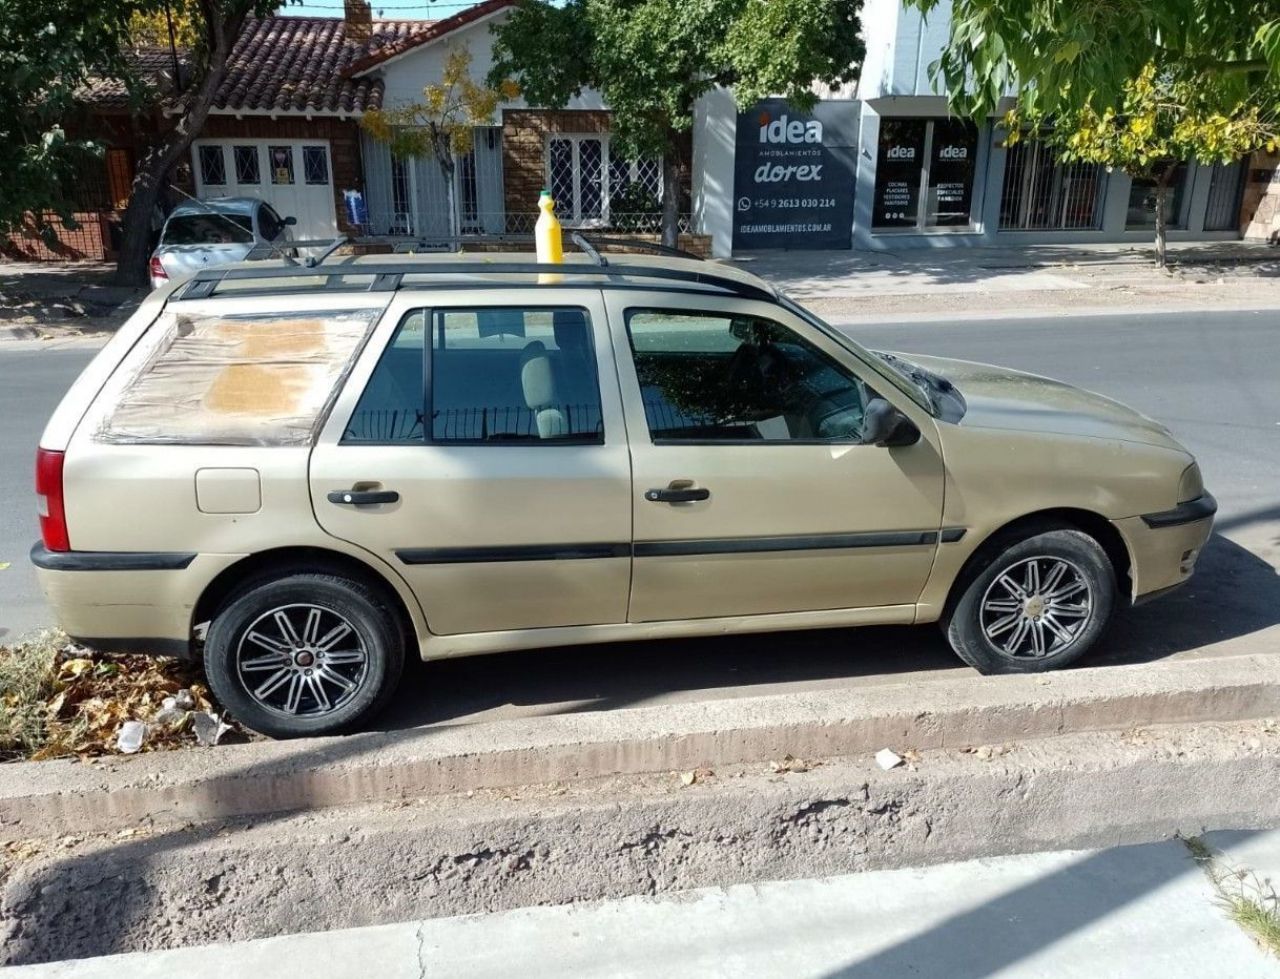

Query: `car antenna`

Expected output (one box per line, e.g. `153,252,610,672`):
164,184,300,266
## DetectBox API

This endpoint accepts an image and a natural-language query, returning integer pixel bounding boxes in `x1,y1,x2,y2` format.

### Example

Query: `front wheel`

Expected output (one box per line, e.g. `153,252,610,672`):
204,573,405,737
944,528,1116,674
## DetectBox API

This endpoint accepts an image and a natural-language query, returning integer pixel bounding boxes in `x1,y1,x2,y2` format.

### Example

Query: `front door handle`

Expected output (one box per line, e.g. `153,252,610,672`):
327,489,399,506
645,486,710,504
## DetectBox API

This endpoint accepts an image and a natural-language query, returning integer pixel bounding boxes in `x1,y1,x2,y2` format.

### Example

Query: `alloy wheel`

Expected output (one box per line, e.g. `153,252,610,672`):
234,603,369,717
978,556,1094,659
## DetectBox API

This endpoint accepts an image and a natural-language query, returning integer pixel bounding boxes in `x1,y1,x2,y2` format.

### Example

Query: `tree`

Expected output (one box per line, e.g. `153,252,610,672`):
909,0,1280,119
113,0,284,286
0,0,148,244
361,47,518,240
907,0,1280,265
1007,66,1278,266
489,0,865,248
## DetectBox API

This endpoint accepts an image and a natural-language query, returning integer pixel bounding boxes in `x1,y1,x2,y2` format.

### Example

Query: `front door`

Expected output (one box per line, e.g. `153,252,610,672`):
605,292,947,623
311,290,633,636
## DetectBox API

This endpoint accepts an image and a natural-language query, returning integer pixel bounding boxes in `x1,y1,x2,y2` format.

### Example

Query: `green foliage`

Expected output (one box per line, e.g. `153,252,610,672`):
0,0,144,233
1008,65,1279,179
910,0,1280,119
489,0,865,161
0,0,281,240
362,47,518,164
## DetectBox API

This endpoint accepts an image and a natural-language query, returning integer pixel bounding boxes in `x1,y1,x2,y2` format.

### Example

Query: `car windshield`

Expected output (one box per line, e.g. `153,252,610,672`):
776,294,936,414
162,214,254,246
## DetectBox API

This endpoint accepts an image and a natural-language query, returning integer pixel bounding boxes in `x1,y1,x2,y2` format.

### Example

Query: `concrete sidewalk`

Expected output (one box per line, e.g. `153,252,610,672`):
13,831,1278,978
731,240,1280,318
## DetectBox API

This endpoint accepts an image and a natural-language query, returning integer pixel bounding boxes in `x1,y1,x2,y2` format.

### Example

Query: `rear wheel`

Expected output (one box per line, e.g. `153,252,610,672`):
944,527,1115,674
204,573,404,737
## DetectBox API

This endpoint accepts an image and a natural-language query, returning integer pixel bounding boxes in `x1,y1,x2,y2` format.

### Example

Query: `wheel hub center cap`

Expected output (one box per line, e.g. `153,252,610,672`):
1023,595,1047,620
294,650,315,667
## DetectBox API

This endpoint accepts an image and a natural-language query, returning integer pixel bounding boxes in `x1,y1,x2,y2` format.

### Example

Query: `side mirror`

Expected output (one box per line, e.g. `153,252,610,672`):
860,398,920,447
284,216,298,227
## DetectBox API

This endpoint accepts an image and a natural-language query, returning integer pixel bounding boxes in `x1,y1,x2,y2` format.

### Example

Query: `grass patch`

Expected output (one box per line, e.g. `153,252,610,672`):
0,630,221,761
1181,833,1280,958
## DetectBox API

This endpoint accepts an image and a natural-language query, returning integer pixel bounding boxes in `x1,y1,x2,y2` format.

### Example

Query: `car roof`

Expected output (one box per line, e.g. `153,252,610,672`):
168,198,262,218
168,250,779,304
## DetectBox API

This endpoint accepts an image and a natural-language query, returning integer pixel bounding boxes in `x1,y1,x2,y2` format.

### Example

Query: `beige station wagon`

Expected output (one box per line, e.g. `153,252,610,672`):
32,245,1216,737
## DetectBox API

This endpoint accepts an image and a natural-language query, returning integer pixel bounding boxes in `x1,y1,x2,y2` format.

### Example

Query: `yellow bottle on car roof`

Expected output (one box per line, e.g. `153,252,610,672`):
535,190,563,265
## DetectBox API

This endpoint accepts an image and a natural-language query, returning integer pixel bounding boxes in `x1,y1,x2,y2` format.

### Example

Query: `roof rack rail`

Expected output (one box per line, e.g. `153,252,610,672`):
173,255,774,304
373,232,700,263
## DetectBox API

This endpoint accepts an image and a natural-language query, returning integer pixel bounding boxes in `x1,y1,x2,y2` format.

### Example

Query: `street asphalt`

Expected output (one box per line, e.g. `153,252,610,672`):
1,308,1277,727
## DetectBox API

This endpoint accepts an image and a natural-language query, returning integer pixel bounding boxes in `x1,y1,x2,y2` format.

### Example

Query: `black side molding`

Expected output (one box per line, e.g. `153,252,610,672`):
1140,493,1218,529
397,543,631,565
30,542,197,572
634,530,946,558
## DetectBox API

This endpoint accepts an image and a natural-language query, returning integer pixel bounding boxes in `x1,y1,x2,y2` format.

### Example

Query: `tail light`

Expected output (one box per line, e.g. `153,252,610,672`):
35,448,69,552
149,255,168,285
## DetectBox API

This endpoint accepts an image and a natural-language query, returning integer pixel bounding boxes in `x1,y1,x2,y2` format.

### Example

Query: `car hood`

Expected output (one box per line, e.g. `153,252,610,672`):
897,353,1186,451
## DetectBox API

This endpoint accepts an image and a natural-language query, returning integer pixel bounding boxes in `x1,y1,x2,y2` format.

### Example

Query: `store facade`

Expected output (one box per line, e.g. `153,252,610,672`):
692,0,1249,256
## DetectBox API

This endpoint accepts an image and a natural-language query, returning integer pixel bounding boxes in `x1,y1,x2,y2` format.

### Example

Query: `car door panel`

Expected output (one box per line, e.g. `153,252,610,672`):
310,290,633,637
605,292,947,623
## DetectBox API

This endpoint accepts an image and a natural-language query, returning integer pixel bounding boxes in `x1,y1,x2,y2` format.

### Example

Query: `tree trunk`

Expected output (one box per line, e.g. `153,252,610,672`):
113,18,240,287
1153,172,1170,270
660,152,679,250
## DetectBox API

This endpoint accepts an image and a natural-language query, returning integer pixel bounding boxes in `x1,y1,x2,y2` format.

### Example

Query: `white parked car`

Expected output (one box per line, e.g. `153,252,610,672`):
149,198,296,290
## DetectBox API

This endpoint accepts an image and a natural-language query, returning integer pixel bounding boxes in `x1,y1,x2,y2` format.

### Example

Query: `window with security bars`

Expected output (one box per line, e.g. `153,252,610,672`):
390,155,414,235
198,145,226,187
303,146,329,185
233,146,260,185
999,137,1107,231
546,134,662,226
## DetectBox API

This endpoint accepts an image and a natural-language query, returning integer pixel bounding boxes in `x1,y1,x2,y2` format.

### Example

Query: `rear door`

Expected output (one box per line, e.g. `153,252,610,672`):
310,288,633,637
604,290,947,623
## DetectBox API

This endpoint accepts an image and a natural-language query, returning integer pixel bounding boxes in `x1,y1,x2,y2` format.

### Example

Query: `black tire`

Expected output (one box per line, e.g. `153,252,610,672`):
943,526,1115,675
204,573,405,738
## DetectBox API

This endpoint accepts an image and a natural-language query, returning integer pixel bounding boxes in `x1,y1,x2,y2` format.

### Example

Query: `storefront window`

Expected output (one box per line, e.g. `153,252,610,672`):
1126,164,1189,230
925,119,978,226
873,118,978,231
999,137,1106,231
873,119,926,229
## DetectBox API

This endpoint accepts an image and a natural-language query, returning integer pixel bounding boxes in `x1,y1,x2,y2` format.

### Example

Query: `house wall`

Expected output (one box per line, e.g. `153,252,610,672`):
1241,151,1280,242
500,109,693,226
378,13,606,113
199,115,365,234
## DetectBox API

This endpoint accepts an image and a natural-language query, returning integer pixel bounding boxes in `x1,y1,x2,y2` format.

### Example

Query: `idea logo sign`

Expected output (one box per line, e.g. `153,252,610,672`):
758,110,823,145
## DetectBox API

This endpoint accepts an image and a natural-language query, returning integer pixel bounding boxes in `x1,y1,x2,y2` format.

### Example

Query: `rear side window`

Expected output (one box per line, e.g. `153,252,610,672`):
161,214,254,245
98,310,379,445
344,306,603,444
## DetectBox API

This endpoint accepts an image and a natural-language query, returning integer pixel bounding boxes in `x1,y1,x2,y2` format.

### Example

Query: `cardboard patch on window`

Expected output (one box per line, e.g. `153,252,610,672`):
98,311,377,445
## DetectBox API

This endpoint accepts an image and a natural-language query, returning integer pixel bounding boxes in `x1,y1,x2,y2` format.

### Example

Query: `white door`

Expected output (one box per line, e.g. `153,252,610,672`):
192,139,338,240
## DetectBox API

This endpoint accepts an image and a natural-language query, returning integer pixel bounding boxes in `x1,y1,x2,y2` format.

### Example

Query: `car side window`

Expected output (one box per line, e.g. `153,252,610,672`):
626,309,867,443
343,306,603,444
258,207,282,241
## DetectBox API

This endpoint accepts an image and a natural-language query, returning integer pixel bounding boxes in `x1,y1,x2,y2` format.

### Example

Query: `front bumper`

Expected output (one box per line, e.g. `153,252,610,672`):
1115,494,1217,602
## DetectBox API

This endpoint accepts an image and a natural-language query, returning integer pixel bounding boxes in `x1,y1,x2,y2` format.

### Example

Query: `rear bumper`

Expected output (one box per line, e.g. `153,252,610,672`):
30,543,242,656
1115,494,1217,602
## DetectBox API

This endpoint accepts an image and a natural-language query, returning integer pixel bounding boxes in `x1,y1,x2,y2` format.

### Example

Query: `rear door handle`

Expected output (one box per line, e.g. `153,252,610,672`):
327,489,399,506
645,487,710,504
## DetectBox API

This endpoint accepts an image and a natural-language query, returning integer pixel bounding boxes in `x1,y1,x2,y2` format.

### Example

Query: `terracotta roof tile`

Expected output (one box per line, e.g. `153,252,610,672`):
77,47,185,110
213,16,431,115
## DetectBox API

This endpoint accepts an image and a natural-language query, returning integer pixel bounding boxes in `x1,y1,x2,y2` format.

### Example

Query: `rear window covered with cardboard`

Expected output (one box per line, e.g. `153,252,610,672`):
97,310,378,445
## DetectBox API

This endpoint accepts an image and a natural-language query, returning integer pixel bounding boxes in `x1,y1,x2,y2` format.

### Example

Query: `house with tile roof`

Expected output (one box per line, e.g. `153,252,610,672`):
6,0,702,261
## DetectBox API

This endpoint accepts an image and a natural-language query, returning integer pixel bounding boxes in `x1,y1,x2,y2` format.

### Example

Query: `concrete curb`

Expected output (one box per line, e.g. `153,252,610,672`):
4,720,1279,963
3,654,1278,842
